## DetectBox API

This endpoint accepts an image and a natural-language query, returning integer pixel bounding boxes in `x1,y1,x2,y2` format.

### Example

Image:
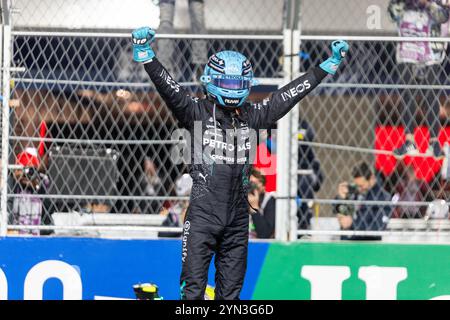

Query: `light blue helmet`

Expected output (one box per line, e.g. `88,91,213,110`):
200,50,257,108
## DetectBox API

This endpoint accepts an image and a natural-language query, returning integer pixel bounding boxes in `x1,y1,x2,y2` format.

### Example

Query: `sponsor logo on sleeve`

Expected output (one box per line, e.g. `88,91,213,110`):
159,69,180,92
280,80,311,102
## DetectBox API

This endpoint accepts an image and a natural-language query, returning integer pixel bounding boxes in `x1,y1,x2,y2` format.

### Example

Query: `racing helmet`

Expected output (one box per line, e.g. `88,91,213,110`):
200,50,257,108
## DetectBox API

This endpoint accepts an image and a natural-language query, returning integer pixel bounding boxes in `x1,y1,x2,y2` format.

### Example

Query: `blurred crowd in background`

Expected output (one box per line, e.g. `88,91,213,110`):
7,0,450,239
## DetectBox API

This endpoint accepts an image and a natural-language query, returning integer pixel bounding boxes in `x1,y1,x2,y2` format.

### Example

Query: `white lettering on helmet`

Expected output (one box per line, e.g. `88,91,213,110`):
224,98,240,104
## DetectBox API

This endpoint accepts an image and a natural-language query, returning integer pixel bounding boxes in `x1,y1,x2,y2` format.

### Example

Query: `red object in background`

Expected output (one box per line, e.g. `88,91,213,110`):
38,120,47,157
16,150,40,168
256,126,448,191
254,143,277,192
375,126,449,182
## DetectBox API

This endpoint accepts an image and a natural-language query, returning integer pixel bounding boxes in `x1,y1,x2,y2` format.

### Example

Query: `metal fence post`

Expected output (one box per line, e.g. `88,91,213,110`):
288,27,301,241
0,0,11,237
275,28,292,241
275,0,301,241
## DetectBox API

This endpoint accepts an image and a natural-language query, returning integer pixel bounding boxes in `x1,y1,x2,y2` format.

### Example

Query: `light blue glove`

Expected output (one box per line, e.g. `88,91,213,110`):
319,40,349,75
132,27,156,63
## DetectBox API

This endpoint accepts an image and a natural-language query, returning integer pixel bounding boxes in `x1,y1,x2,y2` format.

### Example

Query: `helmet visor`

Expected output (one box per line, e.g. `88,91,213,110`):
211,76,251,90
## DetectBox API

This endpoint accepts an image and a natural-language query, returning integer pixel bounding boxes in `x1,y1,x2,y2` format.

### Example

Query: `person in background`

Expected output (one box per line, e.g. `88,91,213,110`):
157,0,208,81
248,168,276,239
158,173,192,237
137,158,164,214
83,201,112,213
392,164,429,218
388,0,450,159
10,147,49,236
335,162,393,241
297,119,324,230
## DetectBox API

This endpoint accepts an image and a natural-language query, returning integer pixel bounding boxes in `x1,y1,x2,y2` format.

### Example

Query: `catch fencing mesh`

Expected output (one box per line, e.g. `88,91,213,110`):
4,0,284,236
2,0,450,240
294,0,450,240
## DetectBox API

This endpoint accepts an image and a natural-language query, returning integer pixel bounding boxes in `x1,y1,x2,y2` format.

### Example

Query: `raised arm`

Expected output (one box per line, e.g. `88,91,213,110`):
132,27,196,127
247,40,349,129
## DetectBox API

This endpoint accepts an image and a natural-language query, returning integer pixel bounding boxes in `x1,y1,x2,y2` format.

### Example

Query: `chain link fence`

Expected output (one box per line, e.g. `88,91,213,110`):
293,0,450,241
2,0,450,241
2,0,285,237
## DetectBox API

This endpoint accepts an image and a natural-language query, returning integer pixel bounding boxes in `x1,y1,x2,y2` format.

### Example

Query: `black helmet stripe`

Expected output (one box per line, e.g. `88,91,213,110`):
209,60,225,71
208,54,226,73
209,54,225,66
242,67,252,75
208,62,225,73
242,59,252,75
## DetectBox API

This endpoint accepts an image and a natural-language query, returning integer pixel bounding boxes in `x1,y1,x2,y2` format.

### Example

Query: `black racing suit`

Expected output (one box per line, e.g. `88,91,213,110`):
143,58,327,300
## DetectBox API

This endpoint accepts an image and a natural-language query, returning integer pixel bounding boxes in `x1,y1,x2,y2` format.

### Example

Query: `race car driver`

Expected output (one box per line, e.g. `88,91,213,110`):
132,26,349,300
